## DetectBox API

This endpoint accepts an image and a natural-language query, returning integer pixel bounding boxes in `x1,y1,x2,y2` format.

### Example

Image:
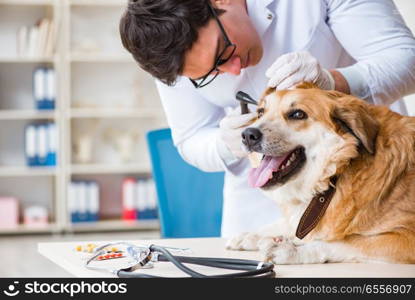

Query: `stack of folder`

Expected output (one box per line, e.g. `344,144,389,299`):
68,181,100,223
25,122,57,167
122,177,158,221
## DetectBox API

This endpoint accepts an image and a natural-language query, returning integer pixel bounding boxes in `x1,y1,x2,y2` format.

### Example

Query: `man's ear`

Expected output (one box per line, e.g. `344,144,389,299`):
332,103,379,155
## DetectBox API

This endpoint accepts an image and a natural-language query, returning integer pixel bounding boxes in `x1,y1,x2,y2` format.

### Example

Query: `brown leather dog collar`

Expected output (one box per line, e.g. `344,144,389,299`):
296,176,338,239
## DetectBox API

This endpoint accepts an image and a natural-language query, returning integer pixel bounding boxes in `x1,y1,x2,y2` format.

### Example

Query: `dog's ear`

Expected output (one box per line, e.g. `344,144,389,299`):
326,90,347,99
295,82,318,89
332,103,379,155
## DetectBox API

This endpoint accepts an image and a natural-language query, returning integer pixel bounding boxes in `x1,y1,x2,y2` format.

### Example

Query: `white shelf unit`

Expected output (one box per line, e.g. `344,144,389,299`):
0,0,54,6
0,223,59,235
0,166,58,177
0,0,166,234
70,163,151,175
69,53,133,63
0,57,56,63
69,0,127,7
67,219,159,233
0,109,57,120
69,107,157,119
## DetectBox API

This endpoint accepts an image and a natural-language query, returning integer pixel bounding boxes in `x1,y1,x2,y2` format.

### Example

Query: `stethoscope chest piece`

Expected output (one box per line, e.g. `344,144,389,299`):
85,242,154,275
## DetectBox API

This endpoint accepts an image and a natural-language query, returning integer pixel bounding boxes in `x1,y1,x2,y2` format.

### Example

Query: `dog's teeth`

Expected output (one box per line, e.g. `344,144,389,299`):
286,160,291,167
290,154,296,161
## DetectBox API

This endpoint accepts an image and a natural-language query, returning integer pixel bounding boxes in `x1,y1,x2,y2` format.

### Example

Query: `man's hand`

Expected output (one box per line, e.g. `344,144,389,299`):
266,51,335,90
219,108,256,159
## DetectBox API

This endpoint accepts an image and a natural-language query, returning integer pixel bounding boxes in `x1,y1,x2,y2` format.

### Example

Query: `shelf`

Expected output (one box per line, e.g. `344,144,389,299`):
0,56,55,63
0,166,58,177
0,0,53,6
70,163,151,175
69,53,133,63
0,220,159,234
0,223,58,235
69,108,157,119
67,219,159,233
70,0,127,7
0,109,57,120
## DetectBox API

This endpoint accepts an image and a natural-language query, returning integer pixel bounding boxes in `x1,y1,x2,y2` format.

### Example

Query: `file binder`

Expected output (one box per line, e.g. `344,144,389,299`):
33,67,55,110
45,68,55,109
69,181,100,223
33,68,47,110
25,122,57,167
36,124,48,166
87,181,99,222
122,178,137,221
25,124,37,166
46,122,57,166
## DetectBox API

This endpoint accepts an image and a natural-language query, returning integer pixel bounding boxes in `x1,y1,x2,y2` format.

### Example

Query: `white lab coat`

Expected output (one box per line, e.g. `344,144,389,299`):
155,0,415,237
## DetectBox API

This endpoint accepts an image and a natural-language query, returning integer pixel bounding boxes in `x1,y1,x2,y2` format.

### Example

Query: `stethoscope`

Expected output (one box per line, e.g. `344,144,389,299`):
85,242,275,278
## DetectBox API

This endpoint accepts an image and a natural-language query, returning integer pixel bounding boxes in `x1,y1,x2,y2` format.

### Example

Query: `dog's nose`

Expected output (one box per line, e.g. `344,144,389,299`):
242,127,263,149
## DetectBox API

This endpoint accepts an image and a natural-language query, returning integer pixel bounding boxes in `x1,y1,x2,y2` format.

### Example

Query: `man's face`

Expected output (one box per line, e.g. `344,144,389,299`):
183,0,263,81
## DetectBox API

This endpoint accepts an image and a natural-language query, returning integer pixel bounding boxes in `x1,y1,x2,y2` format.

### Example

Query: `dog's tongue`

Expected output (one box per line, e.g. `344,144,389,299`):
248,155,287,188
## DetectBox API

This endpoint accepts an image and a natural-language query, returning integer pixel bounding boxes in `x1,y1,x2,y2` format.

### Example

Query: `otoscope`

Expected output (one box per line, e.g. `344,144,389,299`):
236,91,258,114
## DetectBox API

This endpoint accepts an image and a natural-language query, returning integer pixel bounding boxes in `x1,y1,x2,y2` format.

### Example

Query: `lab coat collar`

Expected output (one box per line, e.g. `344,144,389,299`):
246,0,276,37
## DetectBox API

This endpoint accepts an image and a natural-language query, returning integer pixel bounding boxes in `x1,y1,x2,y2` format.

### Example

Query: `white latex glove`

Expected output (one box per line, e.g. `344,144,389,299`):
266,51,335,90
219,107,256,159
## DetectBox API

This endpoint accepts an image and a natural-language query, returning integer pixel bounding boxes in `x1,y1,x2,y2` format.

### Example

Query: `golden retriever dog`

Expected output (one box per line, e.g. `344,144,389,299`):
226,83,415,264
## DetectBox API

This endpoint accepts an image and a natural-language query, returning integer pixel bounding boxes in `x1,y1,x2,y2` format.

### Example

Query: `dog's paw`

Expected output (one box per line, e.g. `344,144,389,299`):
263,236,299,264
226,232,262,251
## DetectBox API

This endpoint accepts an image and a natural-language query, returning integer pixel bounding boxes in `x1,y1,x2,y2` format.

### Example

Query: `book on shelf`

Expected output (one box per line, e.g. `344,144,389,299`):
44,18,56,57
17,18,56,58
17,26,28,57
36,18,49,57
27,26,39,57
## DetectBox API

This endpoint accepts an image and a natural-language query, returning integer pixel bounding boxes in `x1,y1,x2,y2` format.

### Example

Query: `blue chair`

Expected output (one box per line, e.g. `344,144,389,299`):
146,128,224,238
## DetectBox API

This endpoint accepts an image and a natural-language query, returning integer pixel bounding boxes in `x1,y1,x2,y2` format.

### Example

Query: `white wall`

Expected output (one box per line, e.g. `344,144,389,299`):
393,0,415,115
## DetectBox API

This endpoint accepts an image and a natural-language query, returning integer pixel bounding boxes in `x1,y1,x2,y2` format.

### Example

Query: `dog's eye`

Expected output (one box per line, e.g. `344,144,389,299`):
257,108,265,118
288,109,308,120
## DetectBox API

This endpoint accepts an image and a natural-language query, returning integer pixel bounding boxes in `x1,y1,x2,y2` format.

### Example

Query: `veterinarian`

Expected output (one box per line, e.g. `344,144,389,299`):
120,0,415,237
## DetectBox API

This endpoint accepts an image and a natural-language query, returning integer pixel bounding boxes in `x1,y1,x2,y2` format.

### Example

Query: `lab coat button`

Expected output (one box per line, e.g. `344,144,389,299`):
267,13,273,20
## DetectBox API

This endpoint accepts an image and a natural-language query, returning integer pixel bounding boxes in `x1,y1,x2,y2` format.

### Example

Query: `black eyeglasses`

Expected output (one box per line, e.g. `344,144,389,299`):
189,2,237,89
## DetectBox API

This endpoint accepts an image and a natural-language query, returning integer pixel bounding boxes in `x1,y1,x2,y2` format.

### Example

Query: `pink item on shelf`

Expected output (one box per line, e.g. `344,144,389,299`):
23,206,48,227
0,197,19,229
122,178,137,221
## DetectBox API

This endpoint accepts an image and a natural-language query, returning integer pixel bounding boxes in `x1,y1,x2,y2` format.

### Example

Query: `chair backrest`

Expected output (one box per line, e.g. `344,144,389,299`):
146,128,224,238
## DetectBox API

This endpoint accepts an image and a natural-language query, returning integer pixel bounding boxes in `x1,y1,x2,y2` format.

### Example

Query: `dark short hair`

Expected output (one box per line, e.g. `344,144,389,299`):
120,0,223,86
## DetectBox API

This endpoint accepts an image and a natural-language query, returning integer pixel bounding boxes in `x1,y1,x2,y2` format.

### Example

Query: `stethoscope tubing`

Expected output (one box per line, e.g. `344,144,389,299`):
117,245,275,278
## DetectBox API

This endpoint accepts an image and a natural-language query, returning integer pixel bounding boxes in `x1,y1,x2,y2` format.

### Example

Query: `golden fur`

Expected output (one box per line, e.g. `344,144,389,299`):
228,83,415,264
308,88,415,263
